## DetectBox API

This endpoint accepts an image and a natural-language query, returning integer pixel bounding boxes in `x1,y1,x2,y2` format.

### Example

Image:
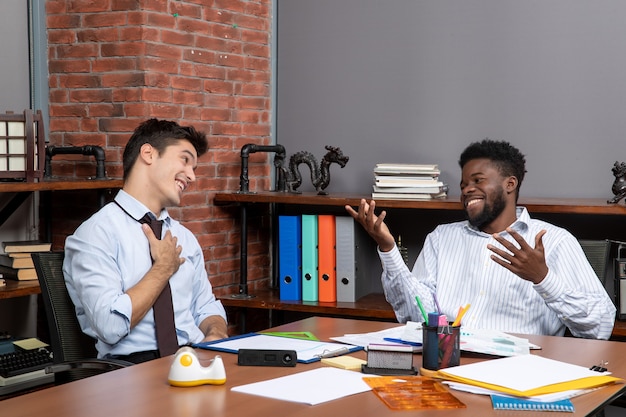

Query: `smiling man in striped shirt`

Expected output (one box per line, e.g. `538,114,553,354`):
346,139,615,339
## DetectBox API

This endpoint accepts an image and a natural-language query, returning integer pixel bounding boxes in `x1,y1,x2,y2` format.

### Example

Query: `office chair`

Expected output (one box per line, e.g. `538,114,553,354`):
579,240,611,282
32,252,131,384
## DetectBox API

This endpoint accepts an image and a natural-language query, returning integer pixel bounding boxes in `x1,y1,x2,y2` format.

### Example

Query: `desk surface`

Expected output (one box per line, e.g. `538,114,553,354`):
2,317,625,417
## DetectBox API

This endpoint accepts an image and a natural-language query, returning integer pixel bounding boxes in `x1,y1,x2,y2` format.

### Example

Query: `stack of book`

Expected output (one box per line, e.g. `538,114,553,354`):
372,163,447,200
0,240,52,281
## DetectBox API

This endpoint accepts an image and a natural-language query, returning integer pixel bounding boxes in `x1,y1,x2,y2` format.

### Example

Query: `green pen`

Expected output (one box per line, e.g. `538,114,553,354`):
415,295,429,325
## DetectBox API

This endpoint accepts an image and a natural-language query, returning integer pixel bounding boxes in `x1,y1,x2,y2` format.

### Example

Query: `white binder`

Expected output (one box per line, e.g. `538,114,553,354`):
335,216,382,302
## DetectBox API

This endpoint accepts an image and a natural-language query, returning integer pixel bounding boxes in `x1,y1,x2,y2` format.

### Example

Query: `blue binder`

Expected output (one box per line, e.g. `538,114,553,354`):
278,215,302,300
301,214,318,301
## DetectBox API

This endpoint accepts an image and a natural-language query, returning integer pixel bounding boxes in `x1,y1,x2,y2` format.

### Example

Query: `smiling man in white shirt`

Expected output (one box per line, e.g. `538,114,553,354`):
346,139,615,339
64,119,228,363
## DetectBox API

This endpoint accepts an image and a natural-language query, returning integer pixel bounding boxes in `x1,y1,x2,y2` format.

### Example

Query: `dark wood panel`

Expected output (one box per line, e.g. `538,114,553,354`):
220,289,395,320
214,191,626,215
0,179,122,193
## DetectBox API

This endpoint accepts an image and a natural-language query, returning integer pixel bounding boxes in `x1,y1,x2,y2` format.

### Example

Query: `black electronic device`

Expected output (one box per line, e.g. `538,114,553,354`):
237,349,297,367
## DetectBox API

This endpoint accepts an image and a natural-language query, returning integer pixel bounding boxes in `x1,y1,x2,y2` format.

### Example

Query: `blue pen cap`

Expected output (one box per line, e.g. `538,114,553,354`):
427,312,440,327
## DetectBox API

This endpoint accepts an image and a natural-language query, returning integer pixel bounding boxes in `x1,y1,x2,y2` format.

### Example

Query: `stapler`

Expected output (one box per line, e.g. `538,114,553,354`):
168,346,226,387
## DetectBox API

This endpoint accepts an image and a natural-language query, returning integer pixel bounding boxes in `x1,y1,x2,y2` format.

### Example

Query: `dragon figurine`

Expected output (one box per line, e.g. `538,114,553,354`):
608,161,626,204
282,145,349,194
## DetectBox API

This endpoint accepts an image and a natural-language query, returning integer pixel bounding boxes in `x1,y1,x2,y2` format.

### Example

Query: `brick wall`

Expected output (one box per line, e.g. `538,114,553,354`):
44,0,273,301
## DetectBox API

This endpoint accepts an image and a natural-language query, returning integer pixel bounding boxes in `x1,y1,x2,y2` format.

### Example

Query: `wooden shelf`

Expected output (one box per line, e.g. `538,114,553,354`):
0,280,40,299
216,190,626,338
0,178,123,301
0,178,123,193
214,191,626,215
220,289,395,320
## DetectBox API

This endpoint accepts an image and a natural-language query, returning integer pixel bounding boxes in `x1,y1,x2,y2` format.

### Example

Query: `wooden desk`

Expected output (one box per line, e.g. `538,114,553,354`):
2,317,625,416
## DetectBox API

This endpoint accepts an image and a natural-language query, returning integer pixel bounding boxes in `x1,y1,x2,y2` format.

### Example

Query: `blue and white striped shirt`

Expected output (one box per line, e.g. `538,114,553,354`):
379,207,616,339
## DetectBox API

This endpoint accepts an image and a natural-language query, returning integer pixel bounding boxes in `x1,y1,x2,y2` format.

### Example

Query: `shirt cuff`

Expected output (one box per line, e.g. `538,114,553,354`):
111,293,133,321
377,244,405,272
533,269,563,302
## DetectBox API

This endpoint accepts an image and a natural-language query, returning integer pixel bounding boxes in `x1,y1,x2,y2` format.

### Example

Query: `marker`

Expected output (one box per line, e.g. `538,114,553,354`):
415,296,429,324
383,338,422,347
452,304,470,326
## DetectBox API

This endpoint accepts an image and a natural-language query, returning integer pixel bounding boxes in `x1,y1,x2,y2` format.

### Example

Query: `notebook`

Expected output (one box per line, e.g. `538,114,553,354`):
491,395,574,412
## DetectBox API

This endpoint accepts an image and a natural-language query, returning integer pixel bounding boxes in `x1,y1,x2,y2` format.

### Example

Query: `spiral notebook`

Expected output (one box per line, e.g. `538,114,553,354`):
491,395,575,412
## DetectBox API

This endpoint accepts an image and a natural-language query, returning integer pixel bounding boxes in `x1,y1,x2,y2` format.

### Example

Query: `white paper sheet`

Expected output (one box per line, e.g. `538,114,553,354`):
440,354,611,393
231,367,373,405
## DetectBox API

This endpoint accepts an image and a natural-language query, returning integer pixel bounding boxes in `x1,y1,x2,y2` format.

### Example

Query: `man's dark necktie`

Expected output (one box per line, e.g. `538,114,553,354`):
139,213,179,357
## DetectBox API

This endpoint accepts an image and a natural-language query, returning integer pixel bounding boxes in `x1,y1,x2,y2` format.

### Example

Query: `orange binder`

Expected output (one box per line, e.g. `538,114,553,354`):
317,214,336,302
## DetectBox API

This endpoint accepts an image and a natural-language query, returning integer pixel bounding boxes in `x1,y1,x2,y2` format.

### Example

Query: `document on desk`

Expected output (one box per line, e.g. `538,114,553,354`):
231,367,374,405
435,354,623,397
329,325,410,347
194,333,362,363
330,322,537,356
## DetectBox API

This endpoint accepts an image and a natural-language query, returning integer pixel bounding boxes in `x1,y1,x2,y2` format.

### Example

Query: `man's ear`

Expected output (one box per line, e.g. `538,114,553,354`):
505,176,518,194
139,143,156,164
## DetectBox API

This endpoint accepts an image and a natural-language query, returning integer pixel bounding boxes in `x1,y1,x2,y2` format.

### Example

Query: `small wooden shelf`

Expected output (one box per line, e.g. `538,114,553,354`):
220,289,395,320
0,280,40,299
0,178,123,301
0,178,123,193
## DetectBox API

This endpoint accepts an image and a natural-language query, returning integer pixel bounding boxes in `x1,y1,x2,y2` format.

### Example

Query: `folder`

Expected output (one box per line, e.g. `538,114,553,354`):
317,214,336,302
301,214,318,302
335,216,381,302
434,354,623,397
278,215,302,300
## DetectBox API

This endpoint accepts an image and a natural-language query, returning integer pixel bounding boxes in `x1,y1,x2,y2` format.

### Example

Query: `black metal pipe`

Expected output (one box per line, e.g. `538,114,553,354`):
239,144,286,193
45,145,107,179
234,144,286,298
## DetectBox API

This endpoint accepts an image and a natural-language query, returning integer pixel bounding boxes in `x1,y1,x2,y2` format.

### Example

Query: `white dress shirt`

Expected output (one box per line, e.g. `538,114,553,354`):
379,207,616,339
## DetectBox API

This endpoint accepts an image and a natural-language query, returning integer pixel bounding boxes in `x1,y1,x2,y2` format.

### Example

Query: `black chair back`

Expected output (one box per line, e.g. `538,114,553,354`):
32,251,129,382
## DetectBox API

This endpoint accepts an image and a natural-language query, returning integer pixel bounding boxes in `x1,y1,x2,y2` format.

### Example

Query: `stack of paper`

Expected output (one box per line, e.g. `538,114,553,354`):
372,163,447,200
433,355,623,398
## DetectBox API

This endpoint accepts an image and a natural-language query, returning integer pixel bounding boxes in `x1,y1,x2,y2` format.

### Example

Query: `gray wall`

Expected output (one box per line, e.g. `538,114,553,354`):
0,0,41,338
276,0,626,199
0,0,30,112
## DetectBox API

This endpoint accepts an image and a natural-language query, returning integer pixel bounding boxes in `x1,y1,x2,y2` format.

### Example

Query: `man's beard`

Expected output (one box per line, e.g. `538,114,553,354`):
466,187,507,230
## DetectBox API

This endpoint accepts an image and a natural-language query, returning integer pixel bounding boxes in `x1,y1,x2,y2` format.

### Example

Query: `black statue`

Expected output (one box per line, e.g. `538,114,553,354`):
608,161,626,204
282,145,349,194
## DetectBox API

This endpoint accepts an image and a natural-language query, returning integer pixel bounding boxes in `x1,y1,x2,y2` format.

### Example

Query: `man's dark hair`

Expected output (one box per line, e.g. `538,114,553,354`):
458,139,527,198
122,118,208,181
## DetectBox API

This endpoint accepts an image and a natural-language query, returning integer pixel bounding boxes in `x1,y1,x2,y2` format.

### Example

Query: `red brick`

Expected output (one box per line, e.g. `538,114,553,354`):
92,57,138,73
83,12,128,28
67,1,110,13
47,14,81,29
69,89,113,103
77,28,120,43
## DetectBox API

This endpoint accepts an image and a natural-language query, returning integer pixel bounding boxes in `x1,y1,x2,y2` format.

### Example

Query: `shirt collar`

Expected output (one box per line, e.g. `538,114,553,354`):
114,190,171,225
464,206,531,236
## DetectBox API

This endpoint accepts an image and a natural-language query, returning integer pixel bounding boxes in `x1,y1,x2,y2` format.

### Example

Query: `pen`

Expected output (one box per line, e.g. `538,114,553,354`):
432,292,442,314
383,338,422,347
415,295,429,324
316,347,350,359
